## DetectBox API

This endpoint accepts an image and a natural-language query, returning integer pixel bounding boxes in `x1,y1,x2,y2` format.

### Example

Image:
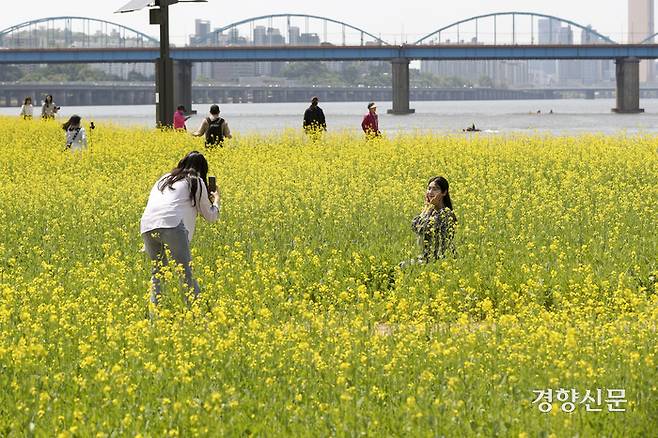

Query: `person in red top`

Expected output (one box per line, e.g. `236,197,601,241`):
361,102,381,138
173,105,190,130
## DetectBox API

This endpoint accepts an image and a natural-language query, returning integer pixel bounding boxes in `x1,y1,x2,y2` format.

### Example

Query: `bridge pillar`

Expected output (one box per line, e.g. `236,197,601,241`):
388,58,415,115
82,91,92,106
173,60,194,114
613,58,644,113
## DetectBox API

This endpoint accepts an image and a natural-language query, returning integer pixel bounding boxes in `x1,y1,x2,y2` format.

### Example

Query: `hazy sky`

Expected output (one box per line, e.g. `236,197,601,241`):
0,1,637,44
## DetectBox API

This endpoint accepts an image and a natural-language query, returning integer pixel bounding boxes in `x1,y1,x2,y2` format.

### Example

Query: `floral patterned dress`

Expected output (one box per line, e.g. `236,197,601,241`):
411,206,457,263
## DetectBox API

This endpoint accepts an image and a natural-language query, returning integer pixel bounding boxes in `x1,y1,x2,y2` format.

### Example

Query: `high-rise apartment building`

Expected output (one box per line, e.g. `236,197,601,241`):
629,0,655,82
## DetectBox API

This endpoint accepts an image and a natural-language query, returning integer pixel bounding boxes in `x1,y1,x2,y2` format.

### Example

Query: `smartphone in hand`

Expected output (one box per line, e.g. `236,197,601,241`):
208,176,217,193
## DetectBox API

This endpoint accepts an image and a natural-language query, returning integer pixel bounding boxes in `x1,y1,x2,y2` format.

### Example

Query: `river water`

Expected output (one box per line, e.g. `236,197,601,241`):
4,99,658,135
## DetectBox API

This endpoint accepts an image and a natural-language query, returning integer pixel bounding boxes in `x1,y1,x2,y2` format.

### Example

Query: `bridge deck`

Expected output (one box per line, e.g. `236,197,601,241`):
2,44,658,63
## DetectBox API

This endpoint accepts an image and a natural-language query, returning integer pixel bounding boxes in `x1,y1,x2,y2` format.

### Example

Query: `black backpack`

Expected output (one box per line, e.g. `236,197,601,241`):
205,117,224,146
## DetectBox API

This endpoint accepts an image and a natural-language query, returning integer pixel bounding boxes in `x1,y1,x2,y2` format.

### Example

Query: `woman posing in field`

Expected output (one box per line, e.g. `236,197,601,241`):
140,151,220,306
408,176,457,265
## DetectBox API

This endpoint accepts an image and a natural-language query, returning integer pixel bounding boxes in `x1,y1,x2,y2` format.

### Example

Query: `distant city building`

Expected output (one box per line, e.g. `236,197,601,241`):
629,0,655,82
581,26,614,85
420,59,529,88
529,19,613,86
191,19,213,81
188,19,332,82
288,26,301,45
421,21,614,88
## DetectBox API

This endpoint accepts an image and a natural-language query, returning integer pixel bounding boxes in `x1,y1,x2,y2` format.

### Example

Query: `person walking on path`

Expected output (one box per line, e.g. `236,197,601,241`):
62,115,88,151
140,151,220,306
303,96,327,134
19,97,34,119
192,104,232,147
404,176,457,266
41,95,60,120
173,105,190,130
361,102,381,138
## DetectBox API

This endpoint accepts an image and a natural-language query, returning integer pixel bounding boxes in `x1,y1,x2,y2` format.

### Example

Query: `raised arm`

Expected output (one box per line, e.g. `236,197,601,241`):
80,128,88,147
195,178,220,222
192,118,209,137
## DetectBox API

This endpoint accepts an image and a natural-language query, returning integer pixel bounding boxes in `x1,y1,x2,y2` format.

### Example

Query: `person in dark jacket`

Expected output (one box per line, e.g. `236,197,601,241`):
303,96,327,134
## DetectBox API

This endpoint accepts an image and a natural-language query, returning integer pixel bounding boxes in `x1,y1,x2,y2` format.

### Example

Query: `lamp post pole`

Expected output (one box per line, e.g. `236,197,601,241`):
155,0,174,127
117,0,206,127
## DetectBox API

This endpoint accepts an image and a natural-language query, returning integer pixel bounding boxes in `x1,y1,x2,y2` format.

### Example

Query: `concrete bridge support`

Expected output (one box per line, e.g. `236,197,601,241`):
173,60,193,113
613,58,644,113
388,58,415,115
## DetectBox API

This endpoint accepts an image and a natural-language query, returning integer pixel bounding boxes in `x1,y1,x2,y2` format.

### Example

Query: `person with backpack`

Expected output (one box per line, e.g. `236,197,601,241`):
192,104,232,147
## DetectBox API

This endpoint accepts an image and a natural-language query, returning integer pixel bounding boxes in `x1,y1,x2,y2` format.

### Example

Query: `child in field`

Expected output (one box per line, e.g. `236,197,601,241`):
404,176,457,266
19,97,34,119
140,151,220,306
62,115,88,151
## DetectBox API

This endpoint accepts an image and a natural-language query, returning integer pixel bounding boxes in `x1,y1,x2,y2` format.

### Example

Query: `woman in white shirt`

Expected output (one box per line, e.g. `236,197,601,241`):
19,97,34,119
62,115,88,150
41,95,59,119
140,151,220,305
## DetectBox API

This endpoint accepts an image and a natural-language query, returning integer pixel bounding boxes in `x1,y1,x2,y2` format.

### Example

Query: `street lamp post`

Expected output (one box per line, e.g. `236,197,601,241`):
116,0,206,127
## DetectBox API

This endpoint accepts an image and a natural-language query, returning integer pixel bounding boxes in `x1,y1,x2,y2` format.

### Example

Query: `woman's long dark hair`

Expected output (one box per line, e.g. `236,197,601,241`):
428,176,453,210
23,97,32,105
62,115,81,131
44,95,53,104
158,151,209,206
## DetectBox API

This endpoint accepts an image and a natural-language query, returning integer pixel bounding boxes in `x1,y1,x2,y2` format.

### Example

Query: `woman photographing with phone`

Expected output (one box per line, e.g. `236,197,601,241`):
140,151,220,306
62,115,88,150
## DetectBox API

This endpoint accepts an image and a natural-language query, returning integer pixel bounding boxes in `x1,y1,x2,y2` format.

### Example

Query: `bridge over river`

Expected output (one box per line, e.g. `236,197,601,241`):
1,82,650,107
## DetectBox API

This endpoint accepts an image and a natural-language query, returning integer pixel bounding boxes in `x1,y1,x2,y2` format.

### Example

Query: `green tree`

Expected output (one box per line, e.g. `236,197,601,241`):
280,62,341,86
0,65,24,81
477,75,495,88
127,70,153,81
20,64,121,82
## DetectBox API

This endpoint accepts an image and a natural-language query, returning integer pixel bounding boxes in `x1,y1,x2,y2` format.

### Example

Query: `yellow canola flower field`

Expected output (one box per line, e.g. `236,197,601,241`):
0,117,657,436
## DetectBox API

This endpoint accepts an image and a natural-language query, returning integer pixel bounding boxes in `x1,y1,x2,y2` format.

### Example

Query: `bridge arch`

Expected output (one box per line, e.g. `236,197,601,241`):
414,12,615,45
194,13,388,46
640,33,658,43
0,16,159,47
